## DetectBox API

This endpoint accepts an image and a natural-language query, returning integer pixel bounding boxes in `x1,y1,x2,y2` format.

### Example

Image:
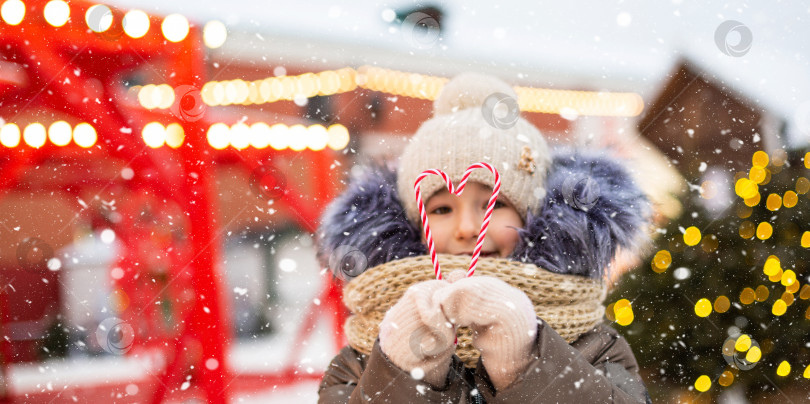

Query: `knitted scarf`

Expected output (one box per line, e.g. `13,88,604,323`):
343,254,608,368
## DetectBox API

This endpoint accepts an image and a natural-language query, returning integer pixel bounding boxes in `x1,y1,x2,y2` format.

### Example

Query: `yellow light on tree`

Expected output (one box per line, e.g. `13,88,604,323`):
694,375,711,392
776,361,791,376
745,346,762,362
683,226,701,246
756,222,773,240
783,190,798,208
651,249,671,273
763,255,781,276
735,178,758,199
694,298,712,317
772,299,787,316
735,334,752,351
752,150,769,167
613,299,634,326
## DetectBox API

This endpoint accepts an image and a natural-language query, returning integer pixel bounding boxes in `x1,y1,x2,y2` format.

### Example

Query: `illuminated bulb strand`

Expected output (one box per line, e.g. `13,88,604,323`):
357,65,644,117
0,122,96,148
138,66,643,117
1,1,197,43
414,162,501,279
205,123,350,151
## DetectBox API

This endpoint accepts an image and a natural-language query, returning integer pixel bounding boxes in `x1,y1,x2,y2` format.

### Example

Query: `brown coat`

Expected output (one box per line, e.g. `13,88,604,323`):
319,321,650,403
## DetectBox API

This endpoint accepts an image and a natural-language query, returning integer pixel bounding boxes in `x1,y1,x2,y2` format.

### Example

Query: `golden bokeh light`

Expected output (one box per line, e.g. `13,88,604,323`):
756,222,773,240
713,296,730,313
776,361,791,376
683,226,701,246
694,375,711,392
694,298,712,317
752,151,769,168
772,299,787,316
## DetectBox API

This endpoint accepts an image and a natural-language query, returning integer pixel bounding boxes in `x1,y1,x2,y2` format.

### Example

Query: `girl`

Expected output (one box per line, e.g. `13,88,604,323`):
316,73,652,403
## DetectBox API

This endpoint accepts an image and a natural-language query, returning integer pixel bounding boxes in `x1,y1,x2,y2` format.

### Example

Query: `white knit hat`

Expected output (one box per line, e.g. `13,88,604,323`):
396,72,552,228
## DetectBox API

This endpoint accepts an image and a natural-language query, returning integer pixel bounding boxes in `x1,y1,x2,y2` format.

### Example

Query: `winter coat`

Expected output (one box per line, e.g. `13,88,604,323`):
315,150,654,403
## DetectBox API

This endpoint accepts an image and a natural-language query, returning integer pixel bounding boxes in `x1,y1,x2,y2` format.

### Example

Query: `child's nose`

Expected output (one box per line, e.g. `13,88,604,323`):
454,207,481,240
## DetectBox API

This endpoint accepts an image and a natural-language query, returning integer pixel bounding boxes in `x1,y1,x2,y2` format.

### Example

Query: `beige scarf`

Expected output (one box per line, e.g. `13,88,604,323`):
343,254,608,368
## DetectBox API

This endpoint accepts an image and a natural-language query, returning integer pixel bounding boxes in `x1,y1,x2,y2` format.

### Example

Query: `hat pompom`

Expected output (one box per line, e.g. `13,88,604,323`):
434,72,519,116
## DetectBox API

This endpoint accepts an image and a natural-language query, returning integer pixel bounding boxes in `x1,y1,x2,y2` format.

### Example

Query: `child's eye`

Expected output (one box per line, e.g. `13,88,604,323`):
488,200,507,209
430,206,451,215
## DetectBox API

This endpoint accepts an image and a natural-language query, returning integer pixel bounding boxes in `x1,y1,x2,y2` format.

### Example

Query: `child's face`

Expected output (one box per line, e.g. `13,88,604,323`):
423,182,523,259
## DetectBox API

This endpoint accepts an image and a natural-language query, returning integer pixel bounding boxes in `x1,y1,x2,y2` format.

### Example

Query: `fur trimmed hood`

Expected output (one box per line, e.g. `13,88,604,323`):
315,149,652,280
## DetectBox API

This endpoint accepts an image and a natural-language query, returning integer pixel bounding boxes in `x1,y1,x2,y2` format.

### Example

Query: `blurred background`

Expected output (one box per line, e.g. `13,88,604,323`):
0,0,809,402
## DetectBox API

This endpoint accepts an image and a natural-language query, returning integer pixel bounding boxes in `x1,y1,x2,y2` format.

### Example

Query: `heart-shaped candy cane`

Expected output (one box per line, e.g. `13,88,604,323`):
414,162,501,280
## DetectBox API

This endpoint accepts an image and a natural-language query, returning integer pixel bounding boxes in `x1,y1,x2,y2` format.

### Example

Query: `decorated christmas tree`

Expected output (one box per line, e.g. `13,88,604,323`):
609,149,810,401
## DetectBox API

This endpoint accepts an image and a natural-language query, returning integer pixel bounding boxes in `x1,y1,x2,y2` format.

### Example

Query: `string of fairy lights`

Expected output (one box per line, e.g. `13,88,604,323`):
607,150,810,393
0,2,644,152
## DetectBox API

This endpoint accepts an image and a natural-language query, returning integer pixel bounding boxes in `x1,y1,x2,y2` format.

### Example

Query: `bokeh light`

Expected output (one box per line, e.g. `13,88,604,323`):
73,123,97,148
23,123,47,148
1,0,25,25
123,10,150,38
43,0,70,27
0,123,21,147
203,20,227,49
161,13,189,42
48,121,72,146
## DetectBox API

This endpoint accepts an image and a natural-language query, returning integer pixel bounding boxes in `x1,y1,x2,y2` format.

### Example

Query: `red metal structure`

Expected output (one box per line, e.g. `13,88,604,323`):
0,0,345,401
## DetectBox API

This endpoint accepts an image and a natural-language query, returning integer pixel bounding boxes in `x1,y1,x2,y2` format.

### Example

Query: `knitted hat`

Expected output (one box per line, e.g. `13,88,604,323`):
396,73,552,228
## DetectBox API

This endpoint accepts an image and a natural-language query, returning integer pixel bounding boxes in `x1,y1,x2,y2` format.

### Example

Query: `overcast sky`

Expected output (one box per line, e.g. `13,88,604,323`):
106,0,810,146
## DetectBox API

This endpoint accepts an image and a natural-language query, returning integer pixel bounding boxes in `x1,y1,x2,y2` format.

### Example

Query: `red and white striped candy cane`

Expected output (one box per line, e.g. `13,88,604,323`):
414,162,501,279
